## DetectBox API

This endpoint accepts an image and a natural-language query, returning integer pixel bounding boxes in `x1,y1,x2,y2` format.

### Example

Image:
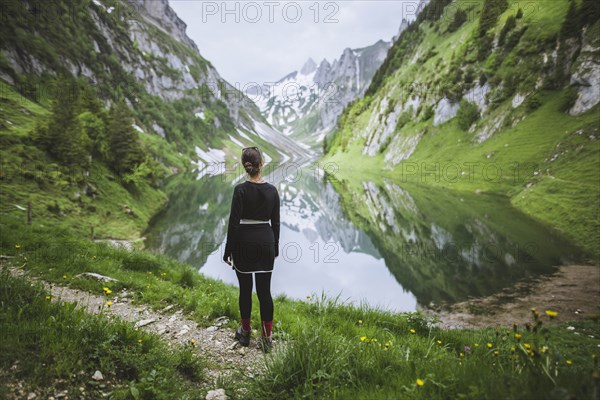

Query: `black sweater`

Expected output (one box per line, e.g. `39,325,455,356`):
224,181,281,257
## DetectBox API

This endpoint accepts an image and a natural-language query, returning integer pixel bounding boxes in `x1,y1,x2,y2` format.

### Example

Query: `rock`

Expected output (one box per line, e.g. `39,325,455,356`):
162,304,175,312
206,326,219,332
433,97,459,126
177,325,190,336
205,388,228,400
92,370,104,381
134,318,157,329
74,273,118,283
512,93,526,108
27,393,36,400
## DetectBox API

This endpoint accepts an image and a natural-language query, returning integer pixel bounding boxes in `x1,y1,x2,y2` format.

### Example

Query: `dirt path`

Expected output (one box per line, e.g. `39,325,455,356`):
427,265,600,329
4,264,268,397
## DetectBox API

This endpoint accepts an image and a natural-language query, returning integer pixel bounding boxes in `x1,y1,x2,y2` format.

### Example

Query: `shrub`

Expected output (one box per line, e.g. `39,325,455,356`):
447,9,467,33
524,92,542,112
561,87,579,113
456,99,480,131
422,105,435,122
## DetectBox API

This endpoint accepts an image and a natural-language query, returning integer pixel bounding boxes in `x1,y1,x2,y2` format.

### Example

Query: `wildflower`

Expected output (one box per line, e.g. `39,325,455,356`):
45,295,52,301
416,379,424,387
567,326,575,331
464,346,471,352
514,333,522,340
306,295,311,299
541,346,549,353
360,336,368,342
191,339,196,346
531,307,539,318
566,359,573,365
524,343,531,350
511,346,516,352
474,343,479,347
15,244,21,249
103,287,112,295
437,340,442,345
494,351,499,356
487,343,493,349
460,352,464,357
545,310,558,319
62,275,67,279
410,329,416,334
106,301,113,307
138,339,143,344
358,320,363,325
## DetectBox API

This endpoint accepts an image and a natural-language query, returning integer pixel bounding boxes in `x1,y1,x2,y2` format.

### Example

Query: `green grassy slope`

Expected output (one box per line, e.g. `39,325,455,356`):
323,0,600,257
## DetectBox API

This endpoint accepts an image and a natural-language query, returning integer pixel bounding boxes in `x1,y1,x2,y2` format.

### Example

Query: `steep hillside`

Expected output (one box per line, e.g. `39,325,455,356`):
324,0,600,256
253,39,394,148
0,0,306,238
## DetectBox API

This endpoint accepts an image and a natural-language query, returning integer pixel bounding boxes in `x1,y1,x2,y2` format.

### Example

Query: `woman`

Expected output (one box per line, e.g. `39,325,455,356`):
223,146,280,352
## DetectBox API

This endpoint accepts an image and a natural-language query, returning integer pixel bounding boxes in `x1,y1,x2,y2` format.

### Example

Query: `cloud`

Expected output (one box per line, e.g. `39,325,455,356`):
169,0,417,84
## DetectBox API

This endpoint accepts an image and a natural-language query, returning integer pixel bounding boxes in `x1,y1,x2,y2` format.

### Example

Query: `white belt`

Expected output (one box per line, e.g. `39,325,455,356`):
239,219,270,224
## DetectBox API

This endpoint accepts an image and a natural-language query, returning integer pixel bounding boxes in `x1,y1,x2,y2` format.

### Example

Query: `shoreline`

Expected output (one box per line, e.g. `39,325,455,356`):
426,264,600,329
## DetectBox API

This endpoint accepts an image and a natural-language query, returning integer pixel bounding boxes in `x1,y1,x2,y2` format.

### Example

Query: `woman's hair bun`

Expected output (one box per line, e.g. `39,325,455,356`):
242,148,262,177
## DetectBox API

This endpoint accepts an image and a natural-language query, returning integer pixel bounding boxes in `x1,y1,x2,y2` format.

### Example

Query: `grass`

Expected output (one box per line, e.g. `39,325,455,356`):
247,297,599,400
0,269,205,400
1,213,599,399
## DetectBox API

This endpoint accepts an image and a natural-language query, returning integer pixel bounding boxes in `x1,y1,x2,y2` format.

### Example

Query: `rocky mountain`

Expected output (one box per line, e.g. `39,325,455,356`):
253,38,394,148
324,0,600,257
0,0,307,175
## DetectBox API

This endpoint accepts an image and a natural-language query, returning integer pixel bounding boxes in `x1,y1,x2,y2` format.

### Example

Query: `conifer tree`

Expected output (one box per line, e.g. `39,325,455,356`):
32,77,90,168
106,100,145,175
560,0,580,40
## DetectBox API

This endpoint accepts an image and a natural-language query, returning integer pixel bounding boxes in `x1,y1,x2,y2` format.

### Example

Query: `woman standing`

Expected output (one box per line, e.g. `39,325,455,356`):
223,146,280,352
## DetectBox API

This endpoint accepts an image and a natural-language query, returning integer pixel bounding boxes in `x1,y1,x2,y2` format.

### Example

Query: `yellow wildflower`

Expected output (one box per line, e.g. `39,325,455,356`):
62,275,67,279
358,320,363,325
106,301,113,307
474,343,479,347
514,333,522,340
416,379,424,387
360,336,367,342
410,329,416,334
15,244,21,249
45,295,51,301
437,340,442,345
524,343,531,350
494,351,499,356
566,359,573,365
487,343,493,348
138,339,143,343
191,339,196,346
545,310,558,319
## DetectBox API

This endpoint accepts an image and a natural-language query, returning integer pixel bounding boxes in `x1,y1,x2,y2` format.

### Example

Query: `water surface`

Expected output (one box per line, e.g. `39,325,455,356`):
144,162,582,312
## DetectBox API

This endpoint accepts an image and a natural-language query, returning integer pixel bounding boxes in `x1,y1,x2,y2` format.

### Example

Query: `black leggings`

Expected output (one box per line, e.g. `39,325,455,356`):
235,271,274,321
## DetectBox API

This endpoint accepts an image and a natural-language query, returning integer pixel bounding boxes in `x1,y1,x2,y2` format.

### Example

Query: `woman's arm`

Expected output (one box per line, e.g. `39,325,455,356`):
224,186,243,263
271,187,281,257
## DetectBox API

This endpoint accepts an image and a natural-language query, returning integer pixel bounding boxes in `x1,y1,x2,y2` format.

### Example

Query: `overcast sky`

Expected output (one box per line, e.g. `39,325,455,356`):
169,1,420,85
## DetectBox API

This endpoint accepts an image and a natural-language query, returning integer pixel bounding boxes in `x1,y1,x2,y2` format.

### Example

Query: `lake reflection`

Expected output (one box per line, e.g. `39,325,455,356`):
144,163,582,312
